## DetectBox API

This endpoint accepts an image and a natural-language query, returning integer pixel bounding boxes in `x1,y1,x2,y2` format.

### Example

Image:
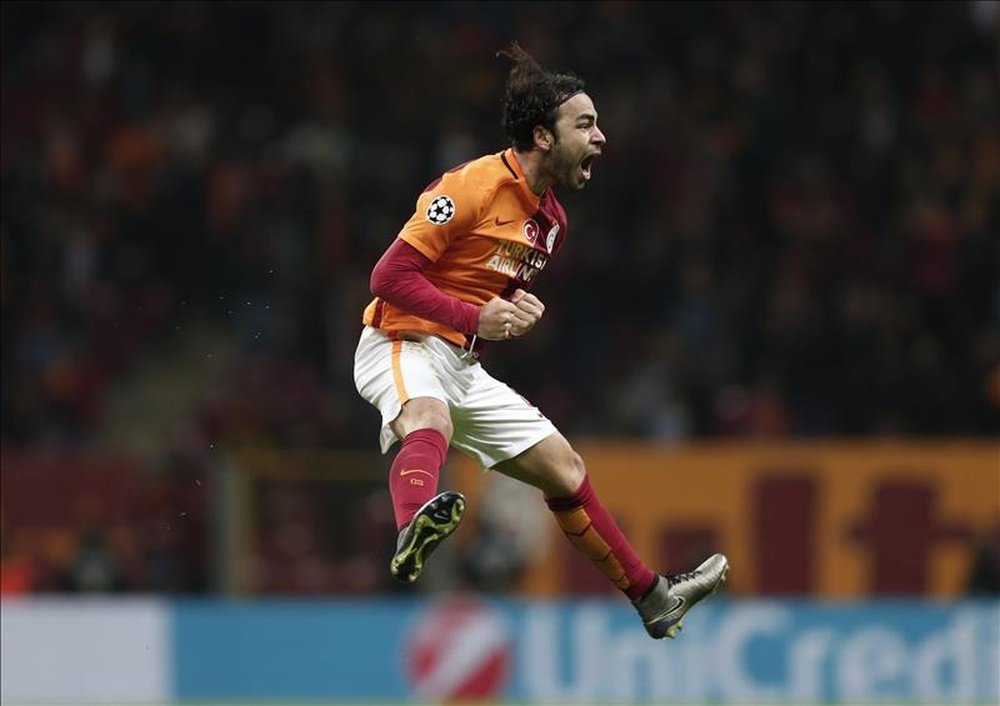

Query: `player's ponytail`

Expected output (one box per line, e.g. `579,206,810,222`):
498,42,586,151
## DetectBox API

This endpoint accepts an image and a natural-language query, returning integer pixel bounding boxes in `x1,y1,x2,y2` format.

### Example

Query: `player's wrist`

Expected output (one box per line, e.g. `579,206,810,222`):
461,302,482,334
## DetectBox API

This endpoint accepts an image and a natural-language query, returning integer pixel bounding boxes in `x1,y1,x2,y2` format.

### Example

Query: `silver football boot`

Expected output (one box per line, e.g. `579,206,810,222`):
632,553,729,639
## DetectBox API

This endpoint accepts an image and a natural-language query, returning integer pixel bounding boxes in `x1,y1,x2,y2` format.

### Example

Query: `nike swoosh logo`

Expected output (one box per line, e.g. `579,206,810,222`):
399,469,434,478
494,217,515,226
649,596,685,623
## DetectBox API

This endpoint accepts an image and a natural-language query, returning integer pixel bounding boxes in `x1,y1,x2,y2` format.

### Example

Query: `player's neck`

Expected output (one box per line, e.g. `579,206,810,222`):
511,148,554,196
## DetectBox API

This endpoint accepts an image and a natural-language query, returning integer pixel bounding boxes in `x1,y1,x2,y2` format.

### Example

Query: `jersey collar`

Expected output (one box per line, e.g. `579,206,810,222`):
503,148,542,203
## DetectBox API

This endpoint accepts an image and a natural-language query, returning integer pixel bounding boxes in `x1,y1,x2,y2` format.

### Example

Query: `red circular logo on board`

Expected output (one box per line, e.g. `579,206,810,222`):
404,594,511,700
523,219,540,245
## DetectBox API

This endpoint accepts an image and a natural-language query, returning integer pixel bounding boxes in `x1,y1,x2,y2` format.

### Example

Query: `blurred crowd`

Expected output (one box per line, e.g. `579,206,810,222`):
2,2,998,594
3,2,998,449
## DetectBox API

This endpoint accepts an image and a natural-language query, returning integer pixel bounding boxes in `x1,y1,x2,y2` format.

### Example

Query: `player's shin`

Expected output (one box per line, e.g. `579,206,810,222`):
388,428,448,529
545,475,657,600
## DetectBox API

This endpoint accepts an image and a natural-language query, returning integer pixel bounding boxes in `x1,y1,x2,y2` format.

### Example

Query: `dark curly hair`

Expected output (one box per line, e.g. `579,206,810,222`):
497,42,586,151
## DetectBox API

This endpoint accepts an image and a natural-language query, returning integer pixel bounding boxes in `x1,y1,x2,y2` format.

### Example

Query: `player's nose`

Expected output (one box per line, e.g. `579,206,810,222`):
592,126,606,147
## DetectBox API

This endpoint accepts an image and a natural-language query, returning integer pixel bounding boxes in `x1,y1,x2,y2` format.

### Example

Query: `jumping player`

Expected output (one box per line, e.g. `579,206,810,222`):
353,43,728,639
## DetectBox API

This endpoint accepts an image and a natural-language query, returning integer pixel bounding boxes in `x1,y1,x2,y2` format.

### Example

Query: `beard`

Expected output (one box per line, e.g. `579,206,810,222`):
548,147,591,191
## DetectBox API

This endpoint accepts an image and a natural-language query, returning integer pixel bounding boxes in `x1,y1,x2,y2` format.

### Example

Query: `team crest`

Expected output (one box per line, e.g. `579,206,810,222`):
523,219,539,245
545,224,560,252
426,195,456,225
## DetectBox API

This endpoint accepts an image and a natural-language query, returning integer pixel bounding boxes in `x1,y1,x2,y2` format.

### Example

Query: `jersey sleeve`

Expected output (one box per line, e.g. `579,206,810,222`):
370,239,481,334
397,169,486,262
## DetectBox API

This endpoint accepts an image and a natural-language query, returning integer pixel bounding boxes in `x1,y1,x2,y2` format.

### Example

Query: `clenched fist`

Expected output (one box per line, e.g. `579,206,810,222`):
478,297,520,340
508,288,544,337
477,289,545,340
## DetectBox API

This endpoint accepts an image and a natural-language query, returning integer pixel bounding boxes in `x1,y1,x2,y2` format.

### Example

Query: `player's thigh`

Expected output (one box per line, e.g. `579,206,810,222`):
493,430,586,498
354,327,456,451
450,367,582,496
448,367,555,472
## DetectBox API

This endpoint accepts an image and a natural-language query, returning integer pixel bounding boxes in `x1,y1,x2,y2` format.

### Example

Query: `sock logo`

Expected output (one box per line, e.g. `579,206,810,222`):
401,468,433,486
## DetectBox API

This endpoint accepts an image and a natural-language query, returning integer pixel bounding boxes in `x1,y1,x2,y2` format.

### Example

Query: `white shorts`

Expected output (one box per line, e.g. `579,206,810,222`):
353,326,557,470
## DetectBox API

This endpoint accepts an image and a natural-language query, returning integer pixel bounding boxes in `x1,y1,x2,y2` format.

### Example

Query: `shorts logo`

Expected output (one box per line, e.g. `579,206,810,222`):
523,218,540,244
426,195,456,225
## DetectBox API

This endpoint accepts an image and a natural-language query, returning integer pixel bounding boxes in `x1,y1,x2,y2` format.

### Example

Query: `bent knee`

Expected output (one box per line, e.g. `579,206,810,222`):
549,448,587,497
565,451,587,492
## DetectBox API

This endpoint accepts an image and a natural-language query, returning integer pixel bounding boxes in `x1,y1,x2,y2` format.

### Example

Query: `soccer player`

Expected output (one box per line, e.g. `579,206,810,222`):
354,43,728,639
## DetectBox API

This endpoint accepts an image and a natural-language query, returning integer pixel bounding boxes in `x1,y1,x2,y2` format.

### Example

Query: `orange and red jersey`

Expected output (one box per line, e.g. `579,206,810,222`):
363,148,568,348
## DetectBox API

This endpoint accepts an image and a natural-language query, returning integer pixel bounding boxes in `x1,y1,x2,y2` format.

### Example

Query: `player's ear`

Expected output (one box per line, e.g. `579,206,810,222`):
533,125,554,152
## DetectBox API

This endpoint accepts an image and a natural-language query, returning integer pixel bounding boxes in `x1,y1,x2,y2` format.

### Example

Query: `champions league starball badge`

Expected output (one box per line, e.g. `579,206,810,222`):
426,195,456,225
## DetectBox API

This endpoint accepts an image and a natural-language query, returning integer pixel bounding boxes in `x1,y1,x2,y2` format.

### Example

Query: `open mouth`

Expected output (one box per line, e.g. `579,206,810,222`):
581,153,599,179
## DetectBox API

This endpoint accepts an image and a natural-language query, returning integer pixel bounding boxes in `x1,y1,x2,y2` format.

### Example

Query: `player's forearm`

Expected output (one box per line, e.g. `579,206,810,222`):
370,239,481,334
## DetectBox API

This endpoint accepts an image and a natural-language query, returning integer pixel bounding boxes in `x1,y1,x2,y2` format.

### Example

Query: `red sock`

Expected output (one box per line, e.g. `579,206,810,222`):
389,428,449,530
546,476,657,600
